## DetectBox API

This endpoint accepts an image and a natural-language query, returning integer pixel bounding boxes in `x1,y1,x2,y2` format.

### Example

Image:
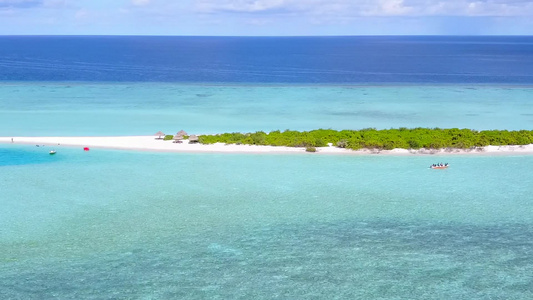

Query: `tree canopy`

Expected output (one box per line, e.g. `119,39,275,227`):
198,128,533,150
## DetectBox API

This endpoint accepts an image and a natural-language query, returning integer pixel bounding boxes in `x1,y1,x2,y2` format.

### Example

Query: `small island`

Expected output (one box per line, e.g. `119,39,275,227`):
2,128,533,155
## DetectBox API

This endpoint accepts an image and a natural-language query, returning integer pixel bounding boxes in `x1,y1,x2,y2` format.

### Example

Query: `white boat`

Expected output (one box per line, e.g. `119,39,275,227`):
49,150,56,155
430,164,448,169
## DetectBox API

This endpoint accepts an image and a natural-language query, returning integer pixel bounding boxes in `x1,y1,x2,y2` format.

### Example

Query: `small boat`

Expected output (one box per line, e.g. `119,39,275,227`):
430,164,448,169
49,150,56,155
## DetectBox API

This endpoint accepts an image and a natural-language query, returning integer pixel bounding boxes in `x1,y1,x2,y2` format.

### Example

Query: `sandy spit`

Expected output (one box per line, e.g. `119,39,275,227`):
1,136,533,156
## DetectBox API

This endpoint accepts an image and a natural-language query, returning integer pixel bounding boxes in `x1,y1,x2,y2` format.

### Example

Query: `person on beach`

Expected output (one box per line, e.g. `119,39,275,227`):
11,138,13,143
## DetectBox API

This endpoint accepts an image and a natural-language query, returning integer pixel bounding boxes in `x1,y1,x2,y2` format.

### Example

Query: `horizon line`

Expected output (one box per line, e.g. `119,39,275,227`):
0,34,532,38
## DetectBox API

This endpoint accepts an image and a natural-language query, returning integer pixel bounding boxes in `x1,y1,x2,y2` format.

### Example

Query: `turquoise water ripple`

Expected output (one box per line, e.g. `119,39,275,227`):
1,84,532,136
1,147,532,298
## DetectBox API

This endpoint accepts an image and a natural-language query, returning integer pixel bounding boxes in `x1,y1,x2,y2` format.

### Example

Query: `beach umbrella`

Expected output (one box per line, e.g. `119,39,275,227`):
177,130,188,136
189,134,199,143
172,134,184,143
154,131,165,139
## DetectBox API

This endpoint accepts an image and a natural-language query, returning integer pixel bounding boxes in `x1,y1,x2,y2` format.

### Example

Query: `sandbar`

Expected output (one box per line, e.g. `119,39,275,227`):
1,136,533,155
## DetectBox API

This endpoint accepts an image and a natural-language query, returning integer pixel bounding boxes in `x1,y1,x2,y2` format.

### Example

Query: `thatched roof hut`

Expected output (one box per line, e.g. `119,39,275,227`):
188,134,199,143
154,131,165,139
172,134,184,143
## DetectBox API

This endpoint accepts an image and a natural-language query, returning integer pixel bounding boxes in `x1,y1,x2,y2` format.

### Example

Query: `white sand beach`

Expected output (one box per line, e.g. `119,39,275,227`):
1,136,533,155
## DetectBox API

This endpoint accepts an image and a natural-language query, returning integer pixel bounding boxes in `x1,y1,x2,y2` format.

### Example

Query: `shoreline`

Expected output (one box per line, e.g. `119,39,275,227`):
2,136,533,156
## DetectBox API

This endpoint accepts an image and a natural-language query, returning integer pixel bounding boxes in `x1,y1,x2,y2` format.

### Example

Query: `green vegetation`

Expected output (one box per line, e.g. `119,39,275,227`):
163,135,174,141
198,128,533,150
305,146,317,152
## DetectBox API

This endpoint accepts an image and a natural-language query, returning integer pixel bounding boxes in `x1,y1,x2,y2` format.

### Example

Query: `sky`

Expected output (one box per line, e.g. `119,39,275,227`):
0,0,532,35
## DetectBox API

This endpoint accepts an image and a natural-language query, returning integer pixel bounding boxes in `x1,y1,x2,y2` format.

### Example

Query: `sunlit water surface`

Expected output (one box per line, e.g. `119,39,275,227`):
1,146,532,299
2,35,533,299
1,83,532,136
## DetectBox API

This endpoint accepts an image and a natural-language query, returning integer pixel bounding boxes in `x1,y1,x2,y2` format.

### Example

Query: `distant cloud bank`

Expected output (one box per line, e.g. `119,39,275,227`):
0,0,532,35
194,0,533,16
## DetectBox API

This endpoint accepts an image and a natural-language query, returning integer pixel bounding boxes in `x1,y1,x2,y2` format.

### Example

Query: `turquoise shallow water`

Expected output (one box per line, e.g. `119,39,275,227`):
1,82,532,298
0,83,532,136
1,145,532,298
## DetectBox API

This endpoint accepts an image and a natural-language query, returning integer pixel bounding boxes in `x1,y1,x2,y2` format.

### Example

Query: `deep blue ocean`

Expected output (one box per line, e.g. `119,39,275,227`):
1,36,532,299
1,35,532,84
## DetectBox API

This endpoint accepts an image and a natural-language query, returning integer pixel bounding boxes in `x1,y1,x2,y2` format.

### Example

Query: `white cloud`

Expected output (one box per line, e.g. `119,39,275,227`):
1,0,531,34
194,0,533,17
131,0,150,6
196,0,288,13
0,0,42,8
380,0,412,15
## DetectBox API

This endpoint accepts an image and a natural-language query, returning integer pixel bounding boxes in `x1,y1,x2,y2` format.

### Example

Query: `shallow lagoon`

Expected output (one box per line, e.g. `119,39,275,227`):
1,82,532,298
1,83,532,136
1,146,532,298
